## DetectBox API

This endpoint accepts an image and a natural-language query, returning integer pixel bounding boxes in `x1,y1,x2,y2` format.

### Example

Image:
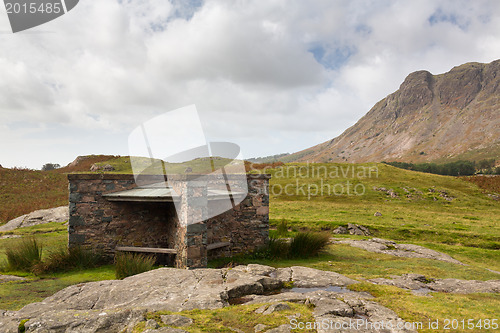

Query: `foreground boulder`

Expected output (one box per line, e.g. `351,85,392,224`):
0,265,357,332
0,265,421,332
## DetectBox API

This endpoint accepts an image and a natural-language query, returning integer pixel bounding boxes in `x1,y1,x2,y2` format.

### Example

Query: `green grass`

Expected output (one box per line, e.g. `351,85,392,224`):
0,266,115,310
1,160,499,327
349,283,500,333
136,302,316,333
89,155,243,175
114,252,156,279
265,163,500,250
0,223,115,310
0,222,68,267
211,244,500,281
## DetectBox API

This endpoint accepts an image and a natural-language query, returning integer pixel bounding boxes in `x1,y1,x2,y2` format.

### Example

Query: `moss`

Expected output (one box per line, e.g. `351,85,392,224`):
18,319,29,333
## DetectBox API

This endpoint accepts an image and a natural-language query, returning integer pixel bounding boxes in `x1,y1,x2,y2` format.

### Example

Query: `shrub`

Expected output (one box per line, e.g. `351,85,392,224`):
115,252,155,279
32,246,104,275
288,232,330,258
5,237,42,271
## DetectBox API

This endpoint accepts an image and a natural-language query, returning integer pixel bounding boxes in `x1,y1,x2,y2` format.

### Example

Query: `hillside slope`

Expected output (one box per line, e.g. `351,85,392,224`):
287,59,500,163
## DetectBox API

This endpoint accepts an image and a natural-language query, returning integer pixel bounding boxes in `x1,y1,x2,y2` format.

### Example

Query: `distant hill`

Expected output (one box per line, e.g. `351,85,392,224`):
285,59,500,163
247,153,290,163
54,155,121,173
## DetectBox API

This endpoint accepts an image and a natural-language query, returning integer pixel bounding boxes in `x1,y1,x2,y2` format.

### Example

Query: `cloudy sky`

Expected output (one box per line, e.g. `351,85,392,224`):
1,0,500,169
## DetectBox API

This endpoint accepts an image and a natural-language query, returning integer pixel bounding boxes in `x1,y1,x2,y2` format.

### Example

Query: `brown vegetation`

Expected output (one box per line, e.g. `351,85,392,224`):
461,175,500,193
0,168,67,224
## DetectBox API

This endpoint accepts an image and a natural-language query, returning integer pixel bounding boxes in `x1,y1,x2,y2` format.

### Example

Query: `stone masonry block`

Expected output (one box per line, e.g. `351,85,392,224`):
69,215,84,227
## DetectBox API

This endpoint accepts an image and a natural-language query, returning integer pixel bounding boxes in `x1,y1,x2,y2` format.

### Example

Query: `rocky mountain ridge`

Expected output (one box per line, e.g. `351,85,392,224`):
287,59,500,163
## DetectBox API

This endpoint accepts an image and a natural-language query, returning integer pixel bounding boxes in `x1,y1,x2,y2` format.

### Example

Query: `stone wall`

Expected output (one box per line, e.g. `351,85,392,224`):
67,174,270,268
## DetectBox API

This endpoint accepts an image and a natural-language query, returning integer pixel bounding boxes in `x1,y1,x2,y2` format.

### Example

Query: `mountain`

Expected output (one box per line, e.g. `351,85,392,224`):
286,59,500,163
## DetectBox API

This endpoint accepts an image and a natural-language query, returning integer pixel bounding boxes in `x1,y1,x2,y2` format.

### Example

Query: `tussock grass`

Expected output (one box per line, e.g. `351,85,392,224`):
254,232,329,260
32,246,104,275
289,232,330,258
114,252,155,279
5,237,42,271
276,219,289,237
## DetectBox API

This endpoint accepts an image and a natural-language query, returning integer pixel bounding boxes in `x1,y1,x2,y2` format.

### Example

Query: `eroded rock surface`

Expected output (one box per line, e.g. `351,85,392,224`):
368,274,500,295
244,290,416,333
1,265,358,332
331,238,465,265
333,223,371,236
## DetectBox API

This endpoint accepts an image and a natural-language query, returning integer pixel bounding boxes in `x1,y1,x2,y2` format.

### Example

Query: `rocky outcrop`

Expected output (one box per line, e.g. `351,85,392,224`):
333,223,371,236
0,206,68,232
331,238,465,265
0,275,26,283
90,163,115,172
4,263,495,332
286,59,500,163
369,274,500,295
245,290,416,333
0,265,376,333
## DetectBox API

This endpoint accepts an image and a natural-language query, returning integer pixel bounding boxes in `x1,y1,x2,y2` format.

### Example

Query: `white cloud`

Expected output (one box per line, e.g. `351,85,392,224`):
1,0,500,167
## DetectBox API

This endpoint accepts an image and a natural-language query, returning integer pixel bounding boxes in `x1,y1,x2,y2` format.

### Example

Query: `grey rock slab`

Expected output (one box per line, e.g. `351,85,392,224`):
368,274,429,290
145,318,160,329
233,264,276,276
0,206,68,231
0,234,21,239
314,298,417,333
255,304,268,313
145,328,189,333
262,303,291,315
4,265,418,333
23,308,145,333
15,266,284,326
427,278,500,294
160,314,193,327
254,323,268,332
312,297,354,318
245,292,309,305
0,274,27,283
369,274,500,294
276,266,357,288
265,324,291,333
0,314,20,333
332,238,465,265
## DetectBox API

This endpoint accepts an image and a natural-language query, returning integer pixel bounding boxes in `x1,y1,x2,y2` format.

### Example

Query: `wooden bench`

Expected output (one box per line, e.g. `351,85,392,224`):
116,242,230,254
115,246,177,254
207,242,231,251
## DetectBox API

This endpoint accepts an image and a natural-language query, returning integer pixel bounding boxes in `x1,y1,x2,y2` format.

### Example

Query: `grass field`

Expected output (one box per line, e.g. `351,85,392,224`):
0,161,499,332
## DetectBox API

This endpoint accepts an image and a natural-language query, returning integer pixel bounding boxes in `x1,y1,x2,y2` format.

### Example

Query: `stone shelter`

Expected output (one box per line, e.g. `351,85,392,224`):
67,173,270,268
